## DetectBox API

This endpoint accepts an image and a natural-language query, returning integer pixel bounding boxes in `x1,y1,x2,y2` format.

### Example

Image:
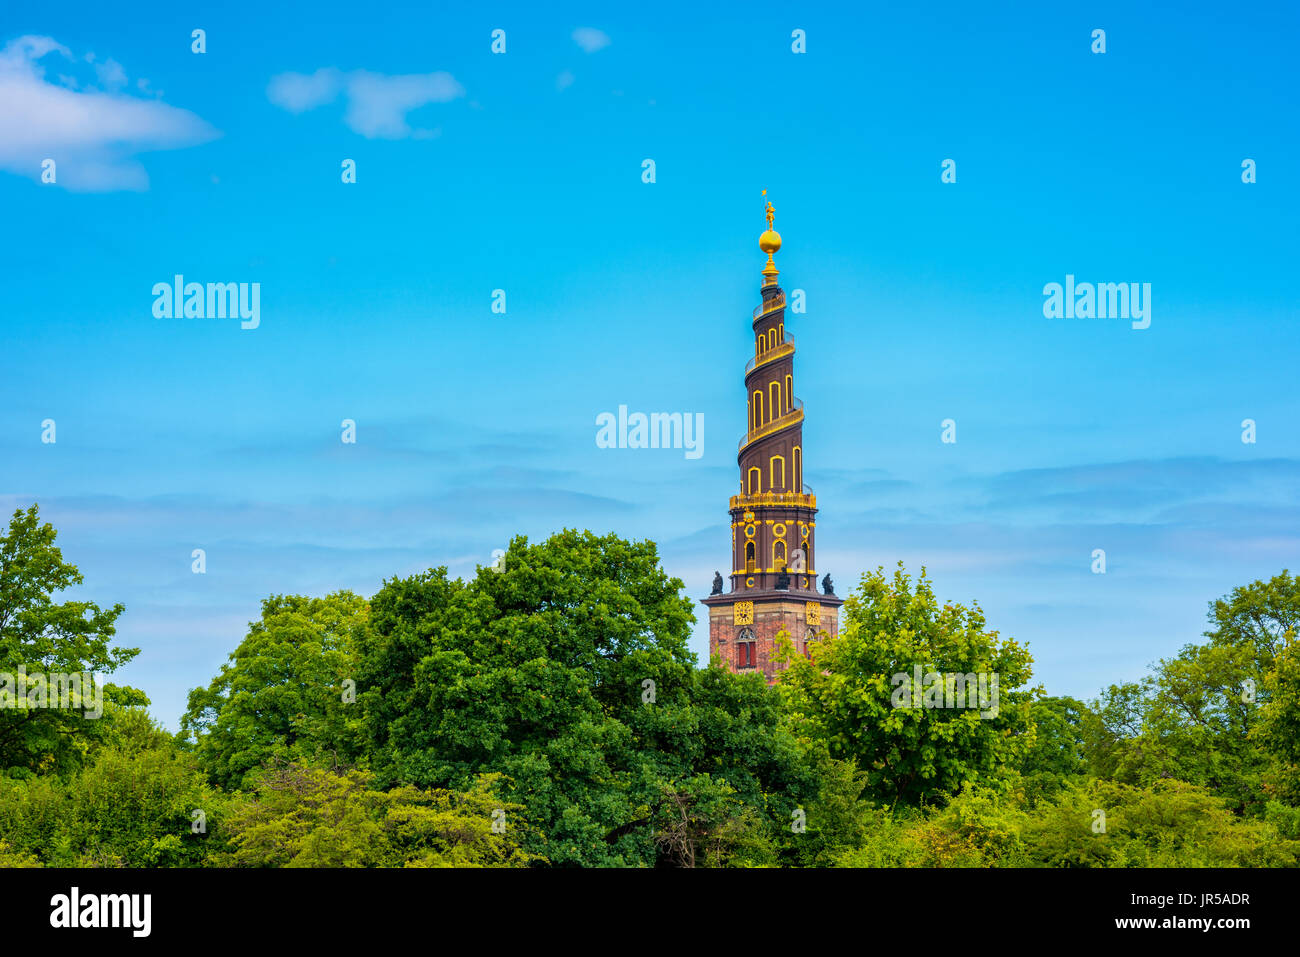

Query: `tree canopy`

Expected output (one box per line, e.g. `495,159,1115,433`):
779,564,1037,807
180,591,368,789
5,504,1299,870
0,505,143,776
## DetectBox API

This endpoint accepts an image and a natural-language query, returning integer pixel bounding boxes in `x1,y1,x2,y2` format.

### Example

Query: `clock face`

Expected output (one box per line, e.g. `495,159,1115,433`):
773,523,786,537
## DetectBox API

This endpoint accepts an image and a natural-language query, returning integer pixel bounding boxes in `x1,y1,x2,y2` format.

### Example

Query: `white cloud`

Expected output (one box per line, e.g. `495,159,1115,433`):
93,57,126,91
0,35,219,191
266,67,343,112
344,70,462,138
572,28,611,53
267,67,464,139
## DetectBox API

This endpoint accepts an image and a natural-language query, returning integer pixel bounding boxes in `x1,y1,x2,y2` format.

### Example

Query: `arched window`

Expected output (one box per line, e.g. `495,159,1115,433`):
769,381,781,418
747,467,761,495
770,454,785,491
793,446,801,489
768,328,776,350
744,541,756,574
773,539,787,570
804,628,817,657
779,322,784,343
752,391,763,429
785,374,792,410
737,627,756,668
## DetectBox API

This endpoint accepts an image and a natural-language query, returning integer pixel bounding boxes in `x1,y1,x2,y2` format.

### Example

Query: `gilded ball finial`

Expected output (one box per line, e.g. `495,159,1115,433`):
759,189,781,254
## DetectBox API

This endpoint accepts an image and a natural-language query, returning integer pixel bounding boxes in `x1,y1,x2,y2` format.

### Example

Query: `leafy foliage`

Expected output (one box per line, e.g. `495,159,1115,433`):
836,779,1299,868
5,504,1299,869
1020,779,1299,867
1078,572,1300,814
1019,696,1088,801
356,530,698,864
779,564,1037,807
0,505,142,776
180,592,367,789
1257,630,1300,803
217,764,535,868
356,530,848,866
0,711,226,867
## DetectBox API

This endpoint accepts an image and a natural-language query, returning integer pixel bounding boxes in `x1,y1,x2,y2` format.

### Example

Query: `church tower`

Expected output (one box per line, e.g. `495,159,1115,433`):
701,195,843,682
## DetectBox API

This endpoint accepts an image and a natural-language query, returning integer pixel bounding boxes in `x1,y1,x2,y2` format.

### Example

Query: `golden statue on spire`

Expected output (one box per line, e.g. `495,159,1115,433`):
759,189,781,285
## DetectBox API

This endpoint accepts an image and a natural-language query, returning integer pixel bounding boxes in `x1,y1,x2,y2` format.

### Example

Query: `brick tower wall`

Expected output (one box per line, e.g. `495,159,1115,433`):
706,596,840,683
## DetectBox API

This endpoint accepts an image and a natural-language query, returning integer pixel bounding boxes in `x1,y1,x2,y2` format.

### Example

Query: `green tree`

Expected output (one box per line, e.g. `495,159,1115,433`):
833,779,1300,868
1257,630,1300,803
180,592,367,789
217,764,535,867
833,786,1030,868
1079,680,1148,782
0,505,141,776
779,563,1037,807
1206,570,1300,661
361,531,697,865
650,774,777,868
1019,696,1088,801
1081,573,1300,814
357,530,696,865
0,717,227,867
779,747,877,866
0,839,41,867
356,530,846,866
1135,641,1267,811
1021,779,1298,867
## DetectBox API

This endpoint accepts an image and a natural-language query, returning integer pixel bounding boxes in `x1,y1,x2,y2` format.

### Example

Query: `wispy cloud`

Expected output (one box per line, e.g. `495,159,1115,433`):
572,28,611,53
264,66,341,112
0,35,219,191
88,54,126,92
267,67,464,139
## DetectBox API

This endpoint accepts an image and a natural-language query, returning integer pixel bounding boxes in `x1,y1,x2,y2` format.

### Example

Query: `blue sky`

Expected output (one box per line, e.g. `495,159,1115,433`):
2,1,1297,728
